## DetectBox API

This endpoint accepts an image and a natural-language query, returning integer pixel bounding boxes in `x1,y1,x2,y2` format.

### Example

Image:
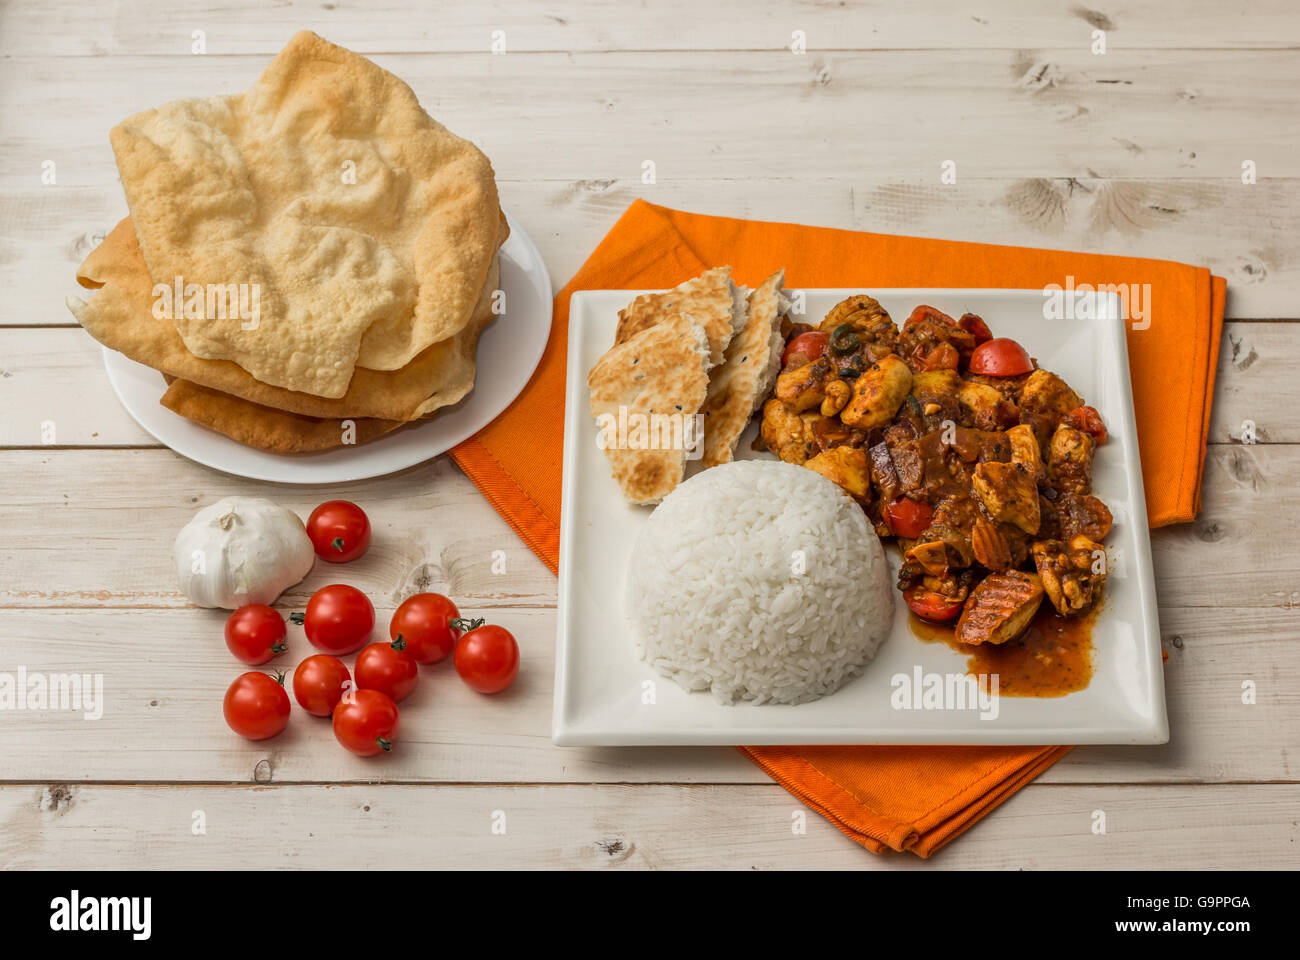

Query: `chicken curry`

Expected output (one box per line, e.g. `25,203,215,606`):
759,295,1112,660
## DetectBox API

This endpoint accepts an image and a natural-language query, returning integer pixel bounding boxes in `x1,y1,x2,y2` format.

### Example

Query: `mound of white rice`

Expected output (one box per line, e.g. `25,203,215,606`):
626,459,893,705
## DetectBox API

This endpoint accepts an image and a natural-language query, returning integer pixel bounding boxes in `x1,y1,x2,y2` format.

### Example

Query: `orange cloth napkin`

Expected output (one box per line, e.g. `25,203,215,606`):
451,199,1226,858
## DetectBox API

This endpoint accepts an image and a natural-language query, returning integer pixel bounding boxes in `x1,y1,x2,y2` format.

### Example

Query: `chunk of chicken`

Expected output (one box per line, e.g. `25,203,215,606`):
1019,369,1082,446
971,461,1041,534
1005,423,1045,485
1048,424,1096,494
840,355,913,429
803,445,871,502
1032,535,1107,616
760,398,815,465
955,571,1045,646
911,369,962,403
819,295,896,339
957,379,1009,429
775,356,836,412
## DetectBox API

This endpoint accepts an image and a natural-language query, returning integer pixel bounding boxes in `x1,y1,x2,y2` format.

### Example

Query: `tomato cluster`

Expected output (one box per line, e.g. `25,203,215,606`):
220,500,520,755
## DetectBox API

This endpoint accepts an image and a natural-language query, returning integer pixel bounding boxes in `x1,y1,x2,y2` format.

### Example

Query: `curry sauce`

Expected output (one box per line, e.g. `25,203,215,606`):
908,604,1097,697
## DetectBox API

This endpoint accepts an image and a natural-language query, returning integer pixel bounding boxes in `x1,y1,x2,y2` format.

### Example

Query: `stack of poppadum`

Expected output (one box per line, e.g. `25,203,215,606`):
67,31,506,453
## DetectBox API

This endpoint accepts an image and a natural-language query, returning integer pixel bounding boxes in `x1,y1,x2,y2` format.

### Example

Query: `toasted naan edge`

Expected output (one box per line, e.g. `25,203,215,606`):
614,266,746,367
160,379,405,453
701,269,789,467
588,313,711,505
69,218,496,421
111,30,500,395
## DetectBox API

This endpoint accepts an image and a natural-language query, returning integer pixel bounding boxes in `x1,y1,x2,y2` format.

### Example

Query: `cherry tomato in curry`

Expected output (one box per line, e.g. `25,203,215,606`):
969,337,1033,377
885,497,935,539
782,331,829,367
903,588,965,623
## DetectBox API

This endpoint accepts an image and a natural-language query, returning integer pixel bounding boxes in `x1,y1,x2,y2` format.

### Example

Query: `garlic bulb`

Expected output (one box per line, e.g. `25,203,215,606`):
174,497,315,608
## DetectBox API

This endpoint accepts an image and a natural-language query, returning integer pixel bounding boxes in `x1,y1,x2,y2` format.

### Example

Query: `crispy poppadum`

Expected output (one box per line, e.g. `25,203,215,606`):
614,266,746,367
700,270,788,467
588,312,712,505
160,378,405,453
110,30,501,396
69,218,500,422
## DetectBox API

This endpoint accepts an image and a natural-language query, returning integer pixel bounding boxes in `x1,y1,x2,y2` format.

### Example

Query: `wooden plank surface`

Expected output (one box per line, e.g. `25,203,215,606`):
0,599,1293,785
1,0,1297,870
4,51,1299,185
4,1,1298,56
1,783,1294,869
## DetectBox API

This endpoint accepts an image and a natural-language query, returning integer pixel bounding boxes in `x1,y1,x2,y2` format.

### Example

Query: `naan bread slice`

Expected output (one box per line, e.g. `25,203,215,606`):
110,30,500,395
160,378,404,453
69,218,498,422
700,270,789,467
614,266,747,367
588,313,711,505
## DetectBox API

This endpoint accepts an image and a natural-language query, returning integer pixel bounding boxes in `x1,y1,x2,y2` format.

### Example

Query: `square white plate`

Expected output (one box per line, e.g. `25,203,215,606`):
554,289,1168,746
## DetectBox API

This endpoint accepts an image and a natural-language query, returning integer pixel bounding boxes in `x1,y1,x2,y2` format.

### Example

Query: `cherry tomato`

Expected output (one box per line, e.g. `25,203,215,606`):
913,342,960,372
885,497,935,539
903,588,965,623
1063,405,1108,445
223,671,290,740
904,305,956,329
333,688,400,756
306,500,371,563
294,584,374,655
224,604,288,665
390,592,461,664
293,654,351,717
355,637,419,703
958,313,993,344
969,337,1033,377
453,619,519,694
782,331,829,367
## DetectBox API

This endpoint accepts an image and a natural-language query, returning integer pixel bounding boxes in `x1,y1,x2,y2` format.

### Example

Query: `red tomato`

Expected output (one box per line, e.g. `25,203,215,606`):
969,337,1033,376
355,637,419,703
294,584,374,655
293,654,351,717
223,671,290,740
885,497,935,539
904,305,956,329
224,604,288,665
903,588,965,623
958,313,993,344
1063,405,1108,445
453,620,519,694
912,342,960,372
332,688,400,756
390,593,461,664
782,331,829,367
306,500,371,563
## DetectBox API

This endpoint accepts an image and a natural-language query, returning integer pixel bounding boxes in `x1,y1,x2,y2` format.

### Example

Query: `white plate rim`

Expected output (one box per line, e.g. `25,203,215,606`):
101,210,553,484
555,287,1168,746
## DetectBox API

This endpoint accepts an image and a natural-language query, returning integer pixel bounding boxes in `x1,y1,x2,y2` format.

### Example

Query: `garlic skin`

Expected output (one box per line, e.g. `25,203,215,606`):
174,497,315,608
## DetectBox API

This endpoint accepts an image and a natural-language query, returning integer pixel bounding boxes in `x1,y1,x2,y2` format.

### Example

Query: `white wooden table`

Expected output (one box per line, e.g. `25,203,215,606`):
1,0,1297,869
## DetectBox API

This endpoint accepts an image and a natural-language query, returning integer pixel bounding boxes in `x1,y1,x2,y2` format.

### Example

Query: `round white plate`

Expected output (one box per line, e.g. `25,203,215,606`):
103,211,552,483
